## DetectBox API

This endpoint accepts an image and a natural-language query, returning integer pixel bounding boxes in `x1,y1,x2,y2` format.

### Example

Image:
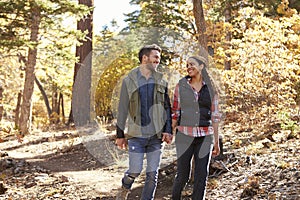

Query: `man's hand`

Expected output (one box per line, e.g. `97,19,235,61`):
116,138,128,150
162,132,173,144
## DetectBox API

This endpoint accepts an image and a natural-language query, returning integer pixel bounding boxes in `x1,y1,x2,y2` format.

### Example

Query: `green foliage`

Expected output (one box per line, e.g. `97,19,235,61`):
125,0,195,61
0,59,23,114
206,0,285,21
127,0,192,32
0,0,90,50
278,111,300,138
0,0,91,121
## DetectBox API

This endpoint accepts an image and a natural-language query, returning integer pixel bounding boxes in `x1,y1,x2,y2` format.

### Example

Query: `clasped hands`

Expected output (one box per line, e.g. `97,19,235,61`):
116,132,173,150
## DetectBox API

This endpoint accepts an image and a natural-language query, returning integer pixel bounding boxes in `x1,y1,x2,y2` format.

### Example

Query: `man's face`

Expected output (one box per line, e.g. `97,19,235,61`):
144,50,161,71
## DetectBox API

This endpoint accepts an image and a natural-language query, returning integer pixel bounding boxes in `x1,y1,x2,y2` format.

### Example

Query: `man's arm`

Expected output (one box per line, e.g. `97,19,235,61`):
162,86,173,144
171,83,180,131
116,79,129,149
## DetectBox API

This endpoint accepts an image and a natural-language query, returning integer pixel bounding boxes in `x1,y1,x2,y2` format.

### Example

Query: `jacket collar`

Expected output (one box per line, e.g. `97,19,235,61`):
179,75,206,89
127,66,163,87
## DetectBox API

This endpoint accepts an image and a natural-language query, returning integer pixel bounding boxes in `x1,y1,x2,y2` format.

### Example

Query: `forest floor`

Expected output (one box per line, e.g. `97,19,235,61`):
0,120,299,200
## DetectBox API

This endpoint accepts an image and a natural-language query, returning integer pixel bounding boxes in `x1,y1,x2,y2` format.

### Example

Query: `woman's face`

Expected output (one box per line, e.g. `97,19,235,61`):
186,57,203,77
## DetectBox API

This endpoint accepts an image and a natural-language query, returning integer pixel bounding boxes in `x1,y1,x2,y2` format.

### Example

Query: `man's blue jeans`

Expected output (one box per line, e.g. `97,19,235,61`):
122,135,163,200
172,132,213,200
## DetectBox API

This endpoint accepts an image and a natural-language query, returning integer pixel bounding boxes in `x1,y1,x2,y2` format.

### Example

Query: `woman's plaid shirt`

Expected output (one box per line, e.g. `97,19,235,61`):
172,80,221,137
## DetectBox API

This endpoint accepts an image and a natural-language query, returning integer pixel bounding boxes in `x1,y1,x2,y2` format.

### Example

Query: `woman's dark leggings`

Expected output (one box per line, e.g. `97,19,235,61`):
172,133,213,200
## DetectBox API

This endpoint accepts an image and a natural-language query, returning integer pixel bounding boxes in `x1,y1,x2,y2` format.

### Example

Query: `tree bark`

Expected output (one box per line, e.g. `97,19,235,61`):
34,76,52,118
192,0,208,50
52,90,58,115
19,5,41,135
59,93,65,124
289,0,300,11
14,91,22,128
68,0,93,126
57,93,61,116
0,85,3,121
224,2,232,70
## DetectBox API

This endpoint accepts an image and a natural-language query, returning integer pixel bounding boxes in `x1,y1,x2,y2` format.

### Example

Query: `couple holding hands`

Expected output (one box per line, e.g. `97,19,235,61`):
115,44,221,200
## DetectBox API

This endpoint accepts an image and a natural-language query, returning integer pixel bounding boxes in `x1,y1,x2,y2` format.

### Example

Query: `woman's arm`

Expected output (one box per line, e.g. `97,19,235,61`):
211,93,221,156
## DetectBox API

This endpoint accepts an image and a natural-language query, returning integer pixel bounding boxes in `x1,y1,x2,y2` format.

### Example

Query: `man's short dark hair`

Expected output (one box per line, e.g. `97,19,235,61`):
138,44,162,63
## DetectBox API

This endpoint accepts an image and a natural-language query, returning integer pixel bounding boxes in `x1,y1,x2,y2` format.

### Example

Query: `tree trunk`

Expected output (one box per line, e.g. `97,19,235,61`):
0,85,3,121
51,88,59,124
59,93,65,124
224,2,232,70
68,0,93,126
52,89,58,114
15,91,22,128
192,0,208,50
289,0,300,11
57,93,61,116
19,6,41,135
34,76,52,118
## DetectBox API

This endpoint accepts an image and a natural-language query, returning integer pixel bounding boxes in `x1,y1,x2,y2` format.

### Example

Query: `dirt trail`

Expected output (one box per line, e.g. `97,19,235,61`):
0,123,299,199
0,126,177,199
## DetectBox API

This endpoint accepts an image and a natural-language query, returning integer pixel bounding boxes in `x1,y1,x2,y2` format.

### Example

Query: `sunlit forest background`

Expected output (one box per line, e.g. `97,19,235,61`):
1,0,299,137
0,0,299,199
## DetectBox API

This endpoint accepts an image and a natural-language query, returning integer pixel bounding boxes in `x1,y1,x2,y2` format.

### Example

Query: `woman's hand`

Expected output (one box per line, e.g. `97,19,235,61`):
162,132,173,144
212,141,220,156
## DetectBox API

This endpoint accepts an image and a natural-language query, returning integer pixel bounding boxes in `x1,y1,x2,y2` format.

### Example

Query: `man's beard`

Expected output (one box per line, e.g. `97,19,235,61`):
146,63,156,71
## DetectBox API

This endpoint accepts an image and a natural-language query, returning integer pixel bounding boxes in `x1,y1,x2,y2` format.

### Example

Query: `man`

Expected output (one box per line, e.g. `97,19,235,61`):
115,44,173,200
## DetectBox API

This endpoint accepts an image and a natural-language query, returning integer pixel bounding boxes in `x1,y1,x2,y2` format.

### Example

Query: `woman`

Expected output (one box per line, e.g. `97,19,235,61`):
171,55,220,200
